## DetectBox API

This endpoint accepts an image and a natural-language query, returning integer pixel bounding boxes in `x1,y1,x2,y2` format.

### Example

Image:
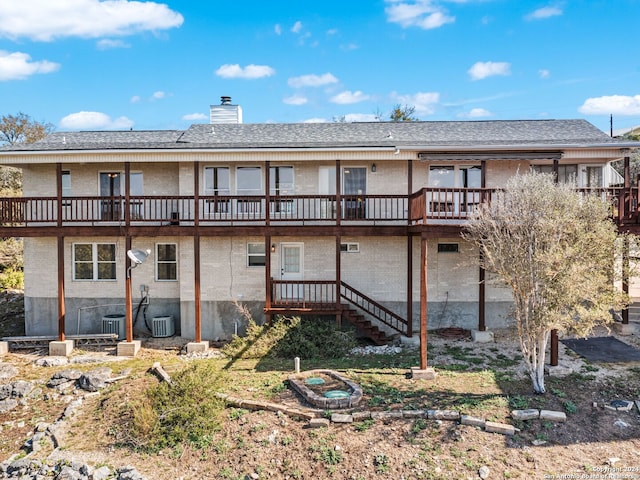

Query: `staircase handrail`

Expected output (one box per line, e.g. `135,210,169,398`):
340,281,410,336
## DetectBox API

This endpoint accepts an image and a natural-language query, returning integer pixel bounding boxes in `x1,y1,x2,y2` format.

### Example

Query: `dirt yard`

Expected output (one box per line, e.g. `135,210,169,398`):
2,292,640,479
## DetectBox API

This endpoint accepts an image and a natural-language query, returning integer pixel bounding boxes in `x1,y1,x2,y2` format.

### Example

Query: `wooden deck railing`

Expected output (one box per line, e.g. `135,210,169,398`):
1,188,638,227
268,279,409,335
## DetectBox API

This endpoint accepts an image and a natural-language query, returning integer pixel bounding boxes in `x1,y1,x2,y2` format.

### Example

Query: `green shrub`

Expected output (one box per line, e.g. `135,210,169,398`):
222,314,357,360
0,267,23,289
126,362,227,452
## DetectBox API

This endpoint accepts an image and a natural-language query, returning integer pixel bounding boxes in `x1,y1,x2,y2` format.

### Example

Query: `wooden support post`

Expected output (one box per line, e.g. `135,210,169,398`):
57,235,65,342
550,160,559,366
336,233,342,327
265,234,272,325
478,263,486,332
623,235,630,325
125,235,133,343
407,159,413,337
550,329,558,366
56,163,66,342
194,161,202,342
420,233,428,370
194,235,202,342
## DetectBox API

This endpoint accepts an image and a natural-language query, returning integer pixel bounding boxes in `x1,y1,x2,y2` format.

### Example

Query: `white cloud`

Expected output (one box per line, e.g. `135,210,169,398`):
96,39,130,50
215,64,275,79
288,73,338,88
578,95,640,115
303,118,329,123
330,90,370,104
468,61,511,80
538,69,550,79
525,6,563,20
182,113,207,121
59,111,134,130
274,24,282,35
326,28,338,35
391,91,440,114
291,21,303,33
283,94,308,106
457,108,492,118
0,0,184,42
385,0,455,29
151,91,166,100
0,50,59,81
130,95,141,103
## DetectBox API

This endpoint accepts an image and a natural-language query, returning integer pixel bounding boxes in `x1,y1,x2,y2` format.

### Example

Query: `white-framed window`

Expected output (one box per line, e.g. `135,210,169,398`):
247,242,266,267
340,242,360,253
270,166,294,195
237,167,262,195
204,166,230,195
73,243,117,280
428,165,481,188
156,243,177,281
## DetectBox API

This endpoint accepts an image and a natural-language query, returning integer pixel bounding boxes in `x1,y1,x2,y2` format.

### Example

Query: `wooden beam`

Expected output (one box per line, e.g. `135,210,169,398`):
56,163,66,341
336,233,341,326
57,235,65,342
623,235,630,325
420,233,428,369
265,234,272,324
194,161,202,342
125,235,133,343
194,235,202,342
407,159,413,337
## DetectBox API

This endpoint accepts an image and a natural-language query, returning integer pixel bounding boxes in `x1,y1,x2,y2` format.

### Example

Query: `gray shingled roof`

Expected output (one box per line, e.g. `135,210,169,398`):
0,119,632,152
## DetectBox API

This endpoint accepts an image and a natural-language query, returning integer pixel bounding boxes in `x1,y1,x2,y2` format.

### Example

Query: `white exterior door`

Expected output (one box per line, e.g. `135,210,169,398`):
280,243,303,299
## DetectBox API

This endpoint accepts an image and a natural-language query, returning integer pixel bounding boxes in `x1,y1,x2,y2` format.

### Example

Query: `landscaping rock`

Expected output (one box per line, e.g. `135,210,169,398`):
479,465,490,479
10,380,34,398
0,384,12,400
511,409,540,420
48,369,83,387
460,415,486,428
331,413,353,423
78,367,112,392
428,410,460,420
35,356,69,367
540,410,567,422
0,364,18,381
485,421,516,436
308,418,330,429
0,398,18,413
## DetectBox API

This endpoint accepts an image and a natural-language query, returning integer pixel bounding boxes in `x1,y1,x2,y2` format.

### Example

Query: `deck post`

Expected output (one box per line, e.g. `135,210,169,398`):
420,233,428,369
186,161,208,353
407,159,413,337
265,234,272,325
56,163,66,342
550,160,559,366
411,233,436,379
336,234,341,327
622,235,630,325
124,235,133,343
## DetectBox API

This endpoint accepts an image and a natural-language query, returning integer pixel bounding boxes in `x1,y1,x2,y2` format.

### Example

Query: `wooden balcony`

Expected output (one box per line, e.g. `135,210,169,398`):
1,188,638,231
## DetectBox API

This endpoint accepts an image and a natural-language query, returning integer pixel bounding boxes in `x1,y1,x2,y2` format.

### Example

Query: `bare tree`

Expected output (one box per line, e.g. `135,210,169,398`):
0,113,53,278
463,172,629,393
0,113,54,193
0,112,54,146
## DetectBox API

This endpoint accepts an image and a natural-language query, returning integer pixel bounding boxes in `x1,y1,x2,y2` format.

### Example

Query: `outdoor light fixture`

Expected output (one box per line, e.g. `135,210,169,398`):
371,163,377,173
271,243,276,253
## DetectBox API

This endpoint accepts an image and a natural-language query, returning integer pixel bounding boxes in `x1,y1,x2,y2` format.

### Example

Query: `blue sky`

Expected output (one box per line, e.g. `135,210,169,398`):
1,0,639,134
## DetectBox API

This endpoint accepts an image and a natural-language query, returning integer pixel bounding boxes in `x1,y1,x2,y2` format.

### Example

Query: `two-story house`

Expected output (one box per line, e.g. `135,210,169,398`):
1,105,638,358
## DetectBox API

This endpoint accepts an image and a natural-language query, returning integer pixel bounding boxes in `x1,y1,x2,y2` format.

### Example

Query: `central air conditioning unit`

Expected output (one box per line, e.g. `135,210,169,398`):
152,315,175,338
102,314,126,340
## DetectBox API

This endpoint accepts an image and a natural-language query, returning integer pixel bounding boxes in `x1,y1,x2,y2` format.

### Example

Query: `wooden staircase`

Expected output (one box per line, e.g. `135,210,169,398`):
341,304,388,345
